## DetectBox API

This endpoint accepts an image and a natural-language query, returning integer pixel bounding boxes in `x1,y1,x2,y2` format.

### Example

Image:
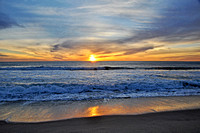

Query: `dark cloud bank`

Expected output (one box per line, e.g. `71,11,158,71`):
0,12,21,29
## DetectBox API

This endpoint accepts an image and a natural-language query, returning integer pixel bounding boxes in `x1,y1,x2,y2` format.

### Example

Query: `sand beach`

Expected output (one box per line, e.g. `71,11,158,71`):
1,109,200,133
1,96,200,133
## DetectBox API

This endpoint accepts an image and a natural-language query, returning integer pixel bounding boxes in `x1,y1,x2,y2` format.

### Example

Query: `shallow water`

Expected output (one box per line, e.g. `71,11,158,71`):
0,96,200,122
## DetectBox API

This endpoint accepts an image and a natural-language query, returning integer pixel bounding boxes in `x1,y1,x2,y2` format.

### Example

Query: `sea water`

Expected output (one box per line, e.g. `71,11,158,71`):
0,61,200,102
0,61,200,122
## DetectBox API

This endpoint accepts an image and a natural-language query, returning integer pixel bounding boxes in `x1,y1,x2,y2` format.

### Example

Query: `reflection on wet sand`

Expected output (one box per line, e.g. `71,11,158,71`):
1,96,200,122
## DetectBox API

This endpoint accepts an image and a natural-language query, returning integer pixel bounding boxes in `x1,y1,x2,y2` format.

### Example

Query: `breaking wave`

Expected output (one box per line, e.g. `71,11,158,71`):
0,81,200,102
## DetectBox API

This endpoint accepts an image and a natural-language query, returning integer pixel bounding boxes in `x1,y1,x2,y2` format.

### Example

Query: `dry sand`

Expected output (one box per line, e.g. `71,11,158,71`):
1,109,200,133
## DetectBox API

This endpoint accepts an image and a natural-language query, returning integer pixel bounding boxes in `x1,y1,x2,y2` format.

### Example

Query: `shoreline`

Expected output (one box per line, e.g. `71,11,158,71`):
2,107,200,124
1,109,200,133
1,95,200,123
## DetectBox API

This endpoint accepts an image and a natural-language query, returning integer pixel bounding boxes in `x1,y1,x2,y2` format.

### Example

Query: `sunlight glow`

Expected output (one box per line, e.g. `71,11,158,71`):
88,106,99,116
89,55,96,62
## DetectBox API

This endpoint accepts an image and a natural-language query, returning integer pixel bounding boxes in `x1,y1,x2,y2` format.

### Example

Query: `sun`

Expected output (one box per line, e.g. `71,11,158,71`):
89,55,96,62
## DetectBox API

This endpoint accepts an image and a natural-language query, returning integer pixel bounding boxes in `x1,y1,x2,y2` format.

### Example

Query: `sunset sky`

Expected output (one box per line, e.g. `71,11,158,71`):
0,0,200,61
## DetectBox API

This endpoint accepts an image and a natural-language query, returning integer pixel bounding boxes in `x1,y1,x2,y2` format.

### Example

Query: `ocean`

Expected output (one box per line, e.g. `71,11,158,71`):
0,61,200,102
1,61,200,122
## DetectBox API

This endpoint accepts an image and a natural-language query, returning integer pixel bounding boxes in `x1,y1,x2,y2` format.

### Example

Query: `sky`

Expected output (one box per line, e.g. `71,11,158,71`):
0,0,200,61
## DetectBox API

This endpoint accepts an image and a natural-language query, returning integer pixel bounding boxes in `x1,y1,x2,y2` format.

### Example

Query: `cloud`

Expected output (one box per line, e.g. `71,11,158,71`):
122,46,154,55
0,53,8,56
163,55,200,61
50,40,81,52
51,44,60,52
51,39,156,56
50,0,200,52
1,0,200,61
8,0,200,44
0,12,22,30
0,49,41,57
116,0,200,44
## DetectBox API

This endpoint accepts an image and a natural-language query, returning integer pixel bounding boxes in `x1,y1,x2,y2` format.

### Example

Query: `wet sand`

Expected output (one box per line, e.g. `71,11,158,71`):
1,109,200,133
1,96,200,122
